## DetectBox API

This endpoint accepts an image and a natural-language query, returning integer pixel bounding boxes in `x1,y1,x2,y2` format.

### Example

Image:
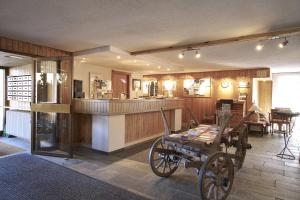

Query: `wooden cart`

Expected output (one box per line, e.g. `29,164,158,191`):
148,109,252,200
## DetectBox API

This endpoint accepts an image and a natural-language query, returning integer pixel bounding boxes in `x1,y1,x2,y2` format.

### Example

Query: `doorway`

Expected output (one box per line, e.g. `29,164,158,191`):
31,58,73,158
112,70,130,99
0,51,73,158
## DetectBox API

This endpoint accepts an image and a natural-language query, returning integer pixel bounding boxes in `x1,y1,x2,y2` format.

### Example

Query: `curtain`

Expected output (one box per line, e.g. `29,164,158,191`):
272,72,300,112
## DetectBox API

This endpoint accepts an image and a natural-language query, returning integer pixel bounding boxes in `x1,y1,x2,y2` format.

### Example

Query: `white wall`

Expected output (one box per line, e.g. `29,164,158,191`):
73,62,112,99
74,62,146,99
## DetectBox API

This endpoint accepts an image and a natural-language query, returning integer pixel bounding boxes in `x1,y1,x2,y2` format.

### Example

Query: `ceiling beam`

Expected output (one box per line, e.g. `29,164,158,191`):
130,26,300,55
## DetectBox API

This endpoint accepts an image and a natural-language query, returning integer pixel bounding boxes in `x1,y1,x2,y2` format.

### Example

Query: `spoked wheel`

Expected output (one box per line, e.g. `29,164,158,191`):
149,138,180,177
234,126,248,169
199,152,234,200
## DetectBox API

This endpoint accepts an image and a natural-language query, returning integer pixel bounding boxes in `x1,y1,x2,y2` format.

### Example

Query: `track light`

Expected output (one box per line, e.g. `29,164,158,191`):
278,38,288,48
178,52,184,59
195,51,201,58
255,44,264,51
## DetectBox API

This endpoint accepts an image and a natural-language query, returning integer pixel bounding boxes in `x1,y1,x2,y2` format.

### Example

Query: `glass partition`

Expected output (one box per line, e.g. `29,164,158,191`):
32,58,72,157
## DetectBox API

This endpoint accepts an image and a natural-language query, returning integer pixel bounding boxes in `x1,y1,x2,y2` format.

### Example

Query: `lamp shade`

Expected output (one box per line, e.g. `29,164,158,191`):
248,103,262,113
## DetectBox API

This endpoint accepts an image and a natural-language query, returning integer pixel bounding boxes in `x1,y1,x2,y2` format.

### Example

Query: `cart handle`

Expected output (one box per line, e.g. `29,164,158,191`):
160,108,171,136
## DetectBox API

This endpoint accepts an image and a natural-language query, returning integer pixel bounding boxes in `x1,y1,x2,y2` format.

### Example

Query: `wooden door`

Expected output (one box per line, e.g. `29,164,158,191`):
258,80,272,115
112,70,130,99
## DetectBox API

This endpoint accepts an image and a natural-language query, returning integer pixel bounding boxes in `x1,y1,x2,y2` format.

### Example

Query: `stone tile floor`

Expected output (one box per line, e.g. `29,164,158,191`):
45,131,300,200
1,130,300,200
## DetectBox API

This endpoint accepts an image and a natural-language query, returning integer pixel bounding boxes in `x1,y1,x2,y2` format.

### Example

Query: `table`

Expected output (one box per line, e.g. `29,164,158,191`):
244,120,268,137
274,111,300,160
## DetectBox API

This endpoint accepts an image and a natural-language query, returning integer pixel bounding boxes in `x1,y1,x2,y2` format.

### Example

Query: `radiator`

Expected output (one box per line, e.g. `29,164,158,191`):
6,110,31,141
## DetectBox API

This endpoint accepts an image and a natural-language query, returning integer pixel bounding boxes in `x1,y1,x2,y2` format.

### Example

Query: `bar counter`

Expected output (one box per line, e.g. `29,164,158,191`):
72,98,183,152
72,98,183,115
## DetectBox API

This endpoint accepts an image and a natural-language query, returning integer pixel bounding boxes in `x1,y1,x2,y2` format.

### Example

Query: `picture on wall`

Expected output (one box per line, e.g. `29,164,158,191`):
132,79,141,90
183,78,211,97
89,73,111,99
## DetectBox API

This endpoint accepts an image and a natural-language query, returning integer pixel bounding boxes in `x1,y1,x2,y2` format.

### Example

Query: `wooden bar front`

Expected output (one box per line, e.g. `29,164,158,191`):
72,98,183,151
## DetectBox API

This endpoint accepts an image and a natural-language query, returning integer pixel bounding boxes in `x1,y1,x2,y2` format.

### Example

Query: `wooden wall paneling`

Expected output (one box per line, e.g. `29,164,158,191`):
59,58,73,104
125,110,171,144
258,80,272,115
144,68,268,126
72,113,92,145
0,37,71,58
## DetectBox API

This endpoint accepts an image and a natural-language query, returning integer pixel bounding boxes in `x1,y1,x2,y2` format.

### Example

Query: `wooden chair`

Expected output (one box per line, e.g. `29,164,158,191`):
269,108,291,135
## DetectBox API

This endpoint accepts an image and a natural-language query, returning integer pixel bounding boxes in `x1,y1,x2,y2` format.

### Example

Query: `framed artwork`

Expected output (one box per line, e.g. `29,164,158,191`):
132,79,142,90
183,78,211,97
89,73,111,99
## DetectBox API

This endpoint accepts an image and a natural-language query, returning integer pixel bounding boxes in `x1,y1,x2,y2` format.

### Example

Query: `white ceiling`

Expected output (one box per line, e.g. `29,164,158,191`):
1,0,300,73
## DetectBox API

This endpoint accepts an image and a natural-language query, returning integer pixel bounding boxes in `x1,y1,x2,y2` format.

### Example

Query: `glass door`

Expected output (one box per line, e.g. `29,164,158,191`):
31,58,73,158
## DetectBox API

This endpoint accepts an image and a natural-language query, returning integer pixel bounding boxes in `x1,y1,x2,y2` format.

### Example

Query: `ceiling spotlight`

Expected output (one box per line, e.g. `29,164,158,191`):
255,44,264,51
157,66,161,69
133,60,137,63
178,52,184,59
116,55,121,59
195,51,201,58
278,38,288,48
146,63,150,66
167,68,171,71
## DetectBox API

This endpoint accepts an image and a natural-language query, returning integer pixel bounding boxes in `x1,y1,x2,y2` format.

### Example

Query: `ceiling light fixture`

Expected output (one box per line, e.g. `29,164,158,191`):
255,44,264,51
5,55,25,59
178,52,184,59
195,51,201,58
146,63,150,66
278,37,288,48
178,48,202,59
116,55,121,59
157,66,161,69
133,60,137,63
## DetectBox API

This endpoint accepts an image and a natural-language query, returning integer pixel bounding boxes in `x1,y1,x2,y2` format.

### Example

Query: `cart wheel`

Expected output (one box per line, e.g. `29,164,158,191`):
149,138,179,177
199,152,234,200
235,126,248,169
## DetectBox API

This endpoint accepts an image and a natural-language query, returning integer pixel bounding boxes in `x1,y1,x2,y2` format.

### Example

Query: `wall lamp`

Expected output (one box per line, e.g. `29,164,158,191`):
221,80,231,88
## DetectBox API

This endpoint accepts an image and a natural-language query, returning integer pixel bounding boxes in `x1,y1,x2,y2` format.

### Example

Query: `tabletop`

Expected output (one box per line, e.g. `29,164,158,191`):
165,124,232,145
274,110,300,118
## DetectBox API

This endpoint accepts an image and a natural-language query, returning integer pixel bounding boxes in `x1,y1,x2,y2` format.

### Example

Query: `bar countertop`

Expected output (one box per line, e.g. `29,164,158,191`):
72,98,184,115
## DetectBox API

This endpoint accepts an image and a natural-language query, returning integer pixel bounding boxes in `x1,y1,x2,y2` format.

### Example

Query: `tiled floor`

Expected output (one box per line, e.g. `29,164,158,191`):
1,130,300,200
